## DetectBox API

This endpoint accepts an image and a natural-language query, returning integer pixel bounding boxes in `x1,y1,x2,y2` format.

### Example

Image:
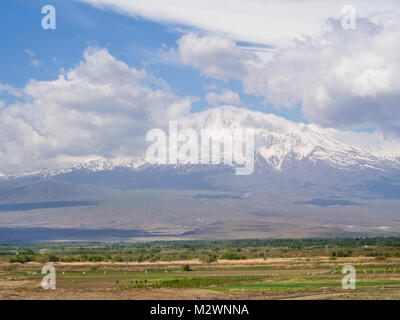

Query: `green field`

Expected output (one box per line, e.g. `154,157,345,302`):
1,237,400,299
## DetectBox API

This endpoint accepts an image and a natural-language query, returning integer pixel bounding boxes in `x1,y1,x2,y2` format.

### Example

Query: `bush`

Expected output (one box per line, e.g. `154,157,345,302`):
111,254,124,263
182,264,191,272
200,254,217,264
150,276,264,289
331,250,352,257
9,255,31,263
47,254,59,262
87,255,104,262
220,252,245,260
149,255,160,263
365,252,384,257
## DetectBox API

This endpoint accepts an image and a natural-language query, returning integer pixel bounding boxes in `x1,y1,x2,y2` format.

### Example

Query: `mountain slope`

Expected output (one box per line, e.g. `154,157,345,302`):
1,106,399,179
0,107,399,241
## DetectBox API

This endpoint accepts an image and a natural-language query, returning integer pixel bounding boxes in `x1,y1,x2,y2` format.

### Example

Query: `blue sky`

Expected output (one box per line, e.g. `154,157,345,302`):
0,0,399,172
0,0,307,119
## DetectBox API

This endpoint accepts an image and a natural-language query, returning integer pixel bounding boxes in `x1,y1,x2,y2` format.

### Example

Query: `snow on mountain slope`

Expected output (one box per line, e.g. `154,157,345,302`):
1,106,399,179
1,158,148,180
183,106,400,171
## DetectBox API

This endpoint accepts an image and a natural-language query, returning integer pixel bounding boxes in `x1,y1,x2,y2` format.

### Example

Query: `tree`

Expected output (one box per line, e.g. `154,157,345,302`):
136,254,144,263
200,253,217,264
111,254,124,262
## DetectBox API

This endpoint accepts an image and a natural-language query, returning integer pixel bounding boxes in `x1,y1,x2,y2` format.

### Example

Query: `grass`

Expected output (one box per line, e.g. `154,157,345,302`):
220,279,400,292
118,275,269,289
2,237,400,299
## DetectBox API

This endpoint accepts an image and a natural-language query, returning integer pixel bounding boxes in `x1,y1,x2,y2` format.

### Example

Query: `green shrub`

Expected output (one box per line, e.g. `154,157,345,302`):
111,254,124,262
331,250,352,257
9,255,31,263
150,276,264,289
87,255,104,262
220,252,245,260
393,252,400,258
201,253,217,264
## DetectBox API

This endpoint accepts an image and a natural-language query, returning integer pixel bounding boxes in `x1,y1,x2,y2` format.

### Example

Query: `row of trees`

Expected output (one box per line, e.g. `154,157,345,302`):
8,251,244,264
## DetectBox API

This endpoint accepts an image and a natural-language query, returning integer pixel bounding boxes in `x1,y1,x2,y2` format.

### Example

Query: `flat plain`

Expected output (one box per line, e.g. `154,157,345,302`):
1,239,400,300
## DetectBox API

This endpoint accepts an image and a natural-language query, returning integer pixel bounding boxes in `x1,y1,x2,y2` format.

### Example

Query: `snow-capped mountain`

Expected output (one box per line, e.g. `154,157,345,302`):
1,106,400,180
1,106,400,242
187,106,400,172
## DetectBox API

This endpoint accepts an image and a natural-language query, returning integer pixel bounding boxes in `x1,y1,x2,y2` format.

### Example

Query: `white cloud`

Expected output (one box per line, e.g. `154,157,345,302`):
0,83,22,98
25,49,41,67
77,0,400,137
180,105,400,156
178,33,255,80
30,59,40,67
78,0,400,48
205,89,240,107
257,15,400,136
24,49,41,67
0,47,192,172
24,49,35,57
176,14,400,137
203,84,218,91
176,33,266,96
2,39,400,173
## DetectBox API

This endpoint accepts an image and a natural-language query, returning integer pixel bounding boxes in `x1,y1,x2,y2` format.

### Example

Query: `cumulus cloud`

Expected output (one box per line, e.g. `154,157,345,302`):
0,47,192,172
3,15,400,173
176,14,400,137
75,0,400,138
205,89,241,107
0,83,22,98
258,14,400,136
203,84,218,91
178,33,256,80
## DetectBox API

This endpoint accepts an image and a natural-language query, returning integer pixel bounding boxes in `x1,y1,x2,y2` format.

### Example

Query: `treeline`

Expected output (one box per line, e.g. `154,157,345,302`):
8,251,243,264
5,237,400,263
9,253,128,264
4,236,400,253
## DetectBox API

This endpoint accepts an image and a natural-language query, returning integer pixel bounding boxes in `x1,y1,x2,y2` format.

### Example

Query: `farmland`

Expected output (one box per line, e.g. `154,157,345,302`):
1,238,400,299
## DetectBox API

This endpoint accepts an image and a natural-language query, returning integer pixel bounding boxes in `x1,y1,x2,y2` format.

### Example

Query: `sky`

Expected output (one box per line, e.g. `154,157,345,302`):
0,0,400,172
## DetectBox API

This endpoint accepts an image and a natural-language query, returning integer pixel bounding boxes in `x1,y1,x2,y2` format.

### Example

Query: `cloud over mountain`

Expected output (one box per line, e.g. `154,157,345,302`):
2,14,400,173
176,14,400,139
205,90,241,107
0,47,191,172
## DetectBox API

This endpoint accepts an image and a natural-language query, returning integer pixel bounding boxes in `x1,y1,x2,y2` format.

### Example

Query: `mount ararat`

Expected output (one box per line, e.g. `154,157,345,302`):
1,106,400,242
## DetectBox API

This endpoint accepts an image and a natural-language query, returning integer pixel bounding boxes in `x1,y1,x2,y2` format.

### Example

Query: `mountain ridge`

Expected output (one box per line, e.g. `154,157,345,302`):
1,106,399,179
